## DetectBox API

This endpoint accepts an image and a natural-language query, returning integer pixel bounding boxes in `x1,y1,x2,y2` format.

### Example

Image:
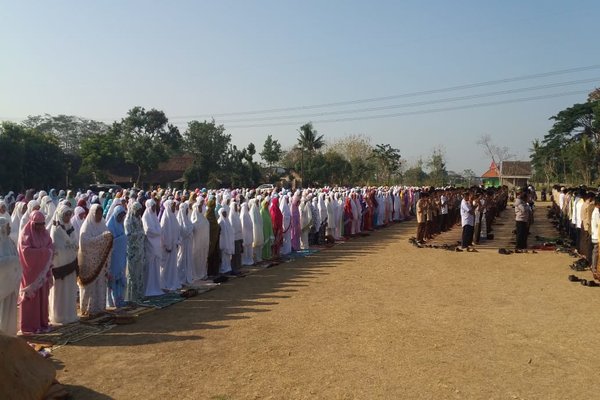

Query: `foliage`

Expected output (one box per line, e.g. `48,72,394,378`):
118,107,182,186
530,91,600,185
183,120,231,187
22,114,109,155
371,144,402,185
0,122,64,191
403,159,428,186
260,134,283,166
295,122,325,186
78,125,123,183
326,134,377,185
426,148,448,187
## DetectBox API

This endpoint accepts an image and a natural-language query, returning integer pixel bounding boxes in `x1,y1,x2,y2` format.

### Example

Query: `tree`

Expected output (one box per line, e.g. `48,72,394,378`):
462,169,476,186
0,122,26,192
260,134,283,182
371,144,402,185
530,91,600,184
426,148,448,187
78,126,124,184
183,120,232,187
403,159,428,186
328,134,377,185
477,134,514,165
0,122,64,191
260,134,283,167
22,114,109,155
118,107,182,186
296,122,325,186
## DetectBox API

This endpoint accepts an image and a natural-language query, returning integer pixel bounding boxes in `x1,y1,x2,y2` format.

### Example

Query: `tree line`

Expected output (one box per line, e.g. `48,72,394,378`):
0,106,458,191
530,89,600,187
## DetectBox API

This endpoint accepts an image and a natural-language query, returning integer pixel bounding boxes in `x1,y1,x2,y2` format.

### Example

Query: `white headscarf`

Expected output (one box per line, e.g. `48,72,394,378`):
71,206,87,239
280,196,291,232
218,207,235,255
160,199,180,251
249,199,264,247
228,201,243,241
142,199,162,257
0,200,10,222
0,217,22,308
240,202,254,247
177,202,193,239
80,203,108,240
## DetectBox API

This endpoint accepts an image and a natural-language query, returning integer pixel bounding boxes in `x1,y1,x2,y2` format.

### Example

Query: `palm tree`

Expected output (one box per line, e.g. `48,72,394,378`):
296,123,324,186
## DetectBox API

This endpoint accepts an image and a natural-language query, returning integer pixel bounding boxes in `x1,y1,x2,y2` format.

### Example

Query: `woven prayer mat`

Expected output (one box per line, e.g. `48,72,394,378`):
21,321,115,351
135,292,185,309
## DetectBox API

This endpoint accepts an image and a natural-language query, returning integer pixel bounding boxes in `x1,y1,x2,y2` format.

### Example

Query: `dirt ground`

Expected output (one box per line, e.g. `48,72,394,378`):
53,203,600,400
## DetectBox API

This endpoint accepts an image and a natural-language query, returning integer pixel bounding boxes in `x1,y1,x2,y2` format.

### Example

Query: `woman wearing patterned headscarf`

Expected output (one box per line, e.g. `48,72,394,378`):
49,204,79,325
18,211,54,334
0,217,22,335
107,205,128,308
78,204,113,317
125,201,145,303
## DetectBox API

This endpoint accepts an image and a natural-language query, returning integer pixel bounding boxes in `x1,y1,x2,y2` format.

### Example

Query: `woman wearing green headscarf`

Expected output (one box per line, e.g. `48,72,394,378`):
261,199,273,260
205,197,220,277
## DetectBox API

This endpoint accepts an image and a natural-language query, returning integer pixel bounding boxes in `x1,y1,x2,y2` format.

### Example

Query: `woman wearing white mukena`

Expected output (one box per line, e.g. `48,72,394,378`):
160,200,181,292
0,217,22,335
49,204,79,325
190,201,210,280
141,199,164,296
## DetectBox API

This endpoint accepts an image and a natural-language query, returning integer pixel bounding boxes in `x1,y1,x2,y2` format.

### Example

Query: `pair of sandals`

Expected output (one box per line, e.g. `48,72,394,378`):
570,259,589,271
568,275,599,286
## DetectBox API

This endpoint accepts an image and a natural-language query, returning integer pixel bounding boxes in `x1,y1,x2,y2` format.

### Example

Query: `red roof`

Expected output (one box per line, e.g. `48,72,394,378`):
481,161,500,178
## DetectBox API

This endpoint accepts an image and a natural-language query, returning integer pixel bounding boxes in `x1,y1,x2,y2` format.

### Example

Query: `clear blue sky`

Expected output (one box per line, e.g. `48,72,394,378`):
1,0,599,175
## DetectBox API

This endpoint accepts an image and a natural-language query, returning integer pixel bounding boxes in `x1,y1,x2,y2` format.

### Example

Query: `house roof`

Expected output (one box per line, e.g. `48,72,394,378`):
144,154,194,184
481,161,500,178
500,161,532,177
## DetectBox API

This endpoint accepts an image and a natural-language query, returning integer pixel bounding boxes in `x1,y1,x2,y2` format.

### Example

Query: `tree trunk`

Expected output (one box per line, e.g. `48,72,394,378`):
136,165,142,188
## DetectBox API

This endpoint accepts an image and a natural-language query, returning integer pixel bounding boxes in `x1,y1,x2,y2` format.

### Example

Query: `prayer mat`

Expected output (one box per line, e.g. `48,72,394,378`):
22,321,115,351
136,292,185,309
281,249,320,261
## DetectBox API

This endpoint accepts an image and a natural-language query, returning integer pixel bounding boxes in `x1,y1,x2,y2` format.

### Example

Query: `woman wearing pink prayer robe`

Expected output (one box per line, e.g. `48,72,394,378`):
18,210,54,334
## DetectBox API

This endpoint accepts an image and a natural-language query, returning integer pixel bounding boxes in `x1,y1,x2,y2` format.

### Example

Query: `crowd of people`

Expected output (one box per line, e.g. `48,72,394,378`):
0,185,423,336
551,186,600,278
413,187,510,250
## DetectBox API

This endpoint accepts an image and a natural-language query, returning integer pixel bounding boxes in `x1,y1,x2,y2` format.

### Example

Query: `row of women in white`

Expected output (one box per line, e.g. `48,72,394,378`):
0,186,415,336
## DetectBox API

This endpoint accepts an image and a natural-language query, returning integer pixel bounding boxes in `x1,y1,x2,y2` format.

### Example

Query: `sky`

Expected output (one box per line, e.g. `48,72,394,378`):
1,0,599,175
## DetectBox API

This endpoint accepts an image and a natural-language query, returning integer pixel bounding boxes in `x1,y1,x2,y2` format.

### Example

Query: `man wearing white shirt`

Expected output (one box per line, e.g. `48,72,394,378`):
460,192,475,249
591,197,600,274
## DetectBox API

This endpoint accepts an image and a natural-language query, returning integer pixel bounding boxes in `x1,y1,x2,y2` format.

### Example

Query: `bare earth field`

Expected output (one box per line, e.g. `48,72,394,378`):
54,204,600,400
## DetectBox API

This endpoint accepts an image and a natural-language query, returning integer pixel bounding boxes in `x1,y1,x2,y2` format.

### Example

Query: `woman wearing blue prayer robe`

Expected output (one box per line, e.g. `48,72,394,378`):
107,205,127,308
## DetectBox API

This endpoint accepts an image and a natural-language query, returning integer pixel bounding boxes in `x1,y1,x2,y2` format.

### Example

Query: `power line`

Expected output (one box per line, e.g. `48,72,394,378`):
217,77,599,123
168,64,600,119
224,89,589,129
